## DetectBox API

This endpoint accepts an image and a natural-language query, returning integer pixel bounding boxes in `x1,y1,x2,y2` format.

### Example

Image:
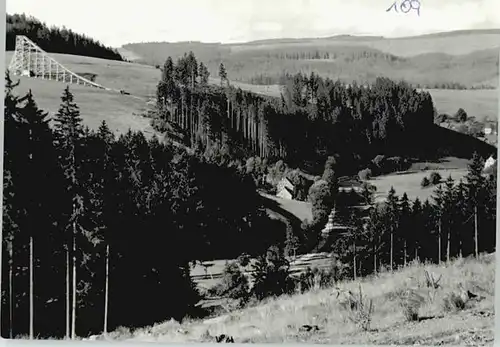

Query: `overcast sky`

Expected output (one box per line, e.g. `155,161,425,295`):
6,0,500,47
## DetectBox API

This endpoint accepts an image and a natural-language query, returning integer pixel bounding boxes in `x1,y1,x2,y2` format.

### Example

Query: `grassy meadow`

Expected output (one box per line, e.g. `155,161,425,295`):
5,51,159,136
367,157,471,202
105,253,495,345
428,89,499,122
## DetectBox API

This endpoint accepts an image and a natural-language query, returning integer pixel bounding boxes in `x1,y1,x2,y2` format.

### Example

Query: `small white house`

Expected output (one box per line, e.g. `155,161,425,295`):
276,177,296,200
484,127,492,135
484,155,496,171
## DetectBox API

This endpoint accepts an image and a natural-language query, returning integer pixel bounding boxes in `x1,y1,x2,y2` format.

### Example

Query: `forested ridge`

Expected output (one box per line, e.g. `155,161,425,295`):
153,52,495,176
6,14,124,61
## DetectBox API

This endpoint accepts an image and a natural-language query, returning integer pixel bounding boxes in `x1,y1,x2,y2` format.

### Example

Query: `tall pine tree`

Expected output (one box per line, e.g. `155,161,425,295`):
53,86,85,339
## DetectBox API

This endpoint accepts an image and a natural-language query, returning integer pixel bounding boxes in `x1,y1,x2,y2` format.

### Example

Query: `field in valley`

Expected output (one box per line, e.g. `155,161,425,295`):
368,169,469,203
429,89,499,122
368,157,471,202
109,253,496,345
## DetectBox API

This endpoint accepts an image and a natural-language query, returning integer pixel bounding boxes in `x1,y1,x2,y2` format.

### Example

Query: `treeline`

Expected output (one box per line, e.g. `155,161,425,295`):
248,75,486,90
6,13,123,61
154,52,493,176
246,49,404,63
1,74,286,338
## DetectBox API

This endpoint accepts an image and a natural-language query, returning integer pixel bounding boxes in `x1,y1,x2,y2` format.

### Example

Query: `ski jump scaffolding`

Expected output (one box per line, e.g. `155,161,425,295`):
8,35,114,91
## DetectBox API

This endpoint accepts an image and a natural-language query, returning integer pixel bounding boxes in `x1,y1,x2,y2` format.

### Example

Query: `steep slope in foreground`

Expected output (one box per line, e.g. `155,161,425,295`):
102,253,495,345
5,51,159,137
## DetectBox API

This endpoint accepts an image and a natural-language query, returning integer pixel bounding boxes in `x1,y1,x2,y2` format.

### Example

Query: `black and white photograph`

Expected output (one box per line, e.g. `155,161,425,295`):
1,0,499,345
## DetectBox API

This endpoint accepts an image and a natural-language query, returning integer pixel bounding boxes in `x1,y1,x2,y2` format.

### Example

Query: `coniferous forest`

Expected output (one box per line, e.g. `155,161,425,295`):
1,51,497,340
2,72,286,338
6,14,124,61
154,53,494,174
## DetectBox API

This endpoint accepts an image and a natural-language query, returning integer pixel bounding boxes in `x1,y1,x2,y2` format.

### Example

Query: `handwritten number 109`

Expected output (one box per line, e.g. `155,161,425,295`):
387,0,421,16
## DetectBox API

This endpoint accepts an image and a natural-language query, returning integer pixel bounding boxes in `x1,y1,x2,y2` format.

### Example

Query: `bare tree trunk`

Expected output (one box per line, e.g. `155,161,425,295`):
9,246,13,339
474,205,478,259
373,246,377,275
390,228,393,272
415,245,418,262
66,245,70,339
403,240,407,267
438,219,442,264
29,236,33,340
353,241,357,280
103,244,109,335
71,229,76,339
446,229,450,263
459,237,463,258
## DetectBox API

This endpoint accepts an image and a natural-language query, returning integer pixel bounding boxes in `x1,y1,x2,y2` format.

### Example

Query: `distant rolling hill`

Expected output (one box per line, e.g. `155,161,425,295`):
121,29,500,88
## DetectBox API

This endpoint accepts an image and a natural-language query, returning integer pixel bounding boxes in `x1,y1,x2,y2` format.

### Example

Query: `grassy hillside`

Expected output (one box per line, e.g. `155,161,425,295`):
428,89,499,122
260,192,313,223
101,253,495,345
368,157,471,203
5,51,158,136
122,30,500,88
369,169,468,203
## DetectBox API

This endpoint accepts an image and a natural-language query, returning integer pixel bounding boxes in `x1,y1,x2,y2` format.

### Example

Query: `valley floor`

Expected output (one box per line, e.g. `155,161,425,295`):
100,253,495,345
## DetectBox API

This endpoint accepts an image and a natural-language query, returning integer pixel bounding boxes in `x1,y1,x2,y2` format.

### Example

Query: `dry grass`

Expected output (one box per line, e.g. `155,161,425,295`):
117,253,495,345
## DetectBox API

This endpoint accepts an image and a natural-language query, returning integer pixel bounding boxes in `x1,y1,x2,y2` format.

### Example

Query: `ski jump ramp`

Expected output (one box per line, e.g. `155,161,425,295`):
8,35,114,91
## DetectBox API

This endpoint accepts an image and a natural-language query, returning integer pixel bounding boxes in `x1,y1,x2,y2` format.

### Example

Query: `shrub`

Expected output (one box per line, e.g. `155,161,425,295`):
251,246,294,300
455,108,468,122
294,266,336,293
397,289,425,322
429,172,442,185
237,253,251,267
358,168,372,181
435,113,449,123
424,270,442,289
420,176,430,188
213,261,250,302
442,291,467,312
343,285,374,331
